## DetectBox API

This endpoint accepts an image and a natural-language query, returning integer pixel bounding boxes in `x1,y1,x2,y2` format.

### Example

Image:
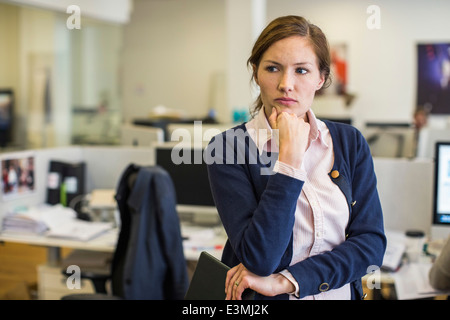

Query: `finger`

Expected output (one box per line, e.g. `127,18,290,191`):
233,276,245,300
228,264,245,300
225,267,236,292
232,267,248,300
267,107,278,129
234,273,252,300
225,265,239,296
234,280,248,300
231,272,241,300
226,264,244,300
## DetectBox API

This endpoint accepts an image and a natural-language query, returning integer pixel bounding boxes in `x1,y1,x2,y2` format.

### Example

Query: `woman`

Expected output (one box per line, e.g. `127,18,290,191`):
206,15,386,300
429,236,450,291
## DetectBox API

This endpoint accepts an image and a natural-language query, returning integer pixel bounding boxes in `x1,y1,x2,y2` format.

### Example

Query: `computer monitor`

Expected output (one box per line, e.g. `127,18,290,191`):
432,142,450,239
155,143,219,225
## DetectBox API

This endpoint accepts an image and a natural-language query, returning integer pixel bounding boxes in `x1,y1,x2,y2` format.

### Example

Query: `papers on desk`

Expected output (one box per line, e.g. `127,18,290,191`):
1,204,112,241
382,230,407,271
46,219,112,241
394,262,450,300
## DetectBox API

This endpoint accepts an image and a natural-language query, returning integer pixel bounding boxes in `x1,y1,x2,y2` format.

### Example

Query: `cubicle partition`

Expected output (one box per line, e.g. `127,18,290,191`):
1,147,438,237
373,157,434,236
0,146,155,224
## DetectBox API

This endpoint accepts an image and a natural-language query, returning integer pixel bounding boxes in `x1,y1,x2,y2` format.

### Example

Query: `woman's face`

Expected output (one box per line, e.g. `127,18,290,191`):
254,36,325,121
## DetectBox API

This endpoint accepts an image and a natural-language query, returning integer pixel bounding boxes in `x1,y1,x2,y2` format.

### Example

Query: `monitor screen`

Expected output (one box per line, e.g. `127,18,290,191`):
155,145,215,207
433,142,450,225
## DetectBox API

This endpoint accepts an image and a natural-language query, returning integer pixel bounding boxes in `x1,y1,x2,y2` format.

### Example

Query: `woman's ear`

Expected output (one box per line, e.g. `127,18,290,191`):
316,73,325,90
252,64,259,86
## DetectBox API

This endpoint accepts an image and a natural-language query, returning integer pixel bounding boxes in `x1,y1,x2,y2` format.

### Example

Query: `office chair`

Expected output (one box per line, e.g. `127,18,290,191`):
61,164,189,300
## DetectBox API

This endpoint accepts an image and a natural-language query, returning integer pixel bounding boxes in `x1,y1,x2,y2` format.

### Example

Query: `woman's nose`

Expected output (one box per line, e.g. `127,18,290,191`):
278,72,294,93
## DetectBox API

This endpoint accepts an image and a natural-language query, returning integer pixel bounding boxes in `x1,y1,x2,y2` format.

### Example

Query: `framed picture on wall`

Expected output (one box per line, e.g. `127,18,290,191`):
1,152,35,200
417,43,450,114
317,43,348,96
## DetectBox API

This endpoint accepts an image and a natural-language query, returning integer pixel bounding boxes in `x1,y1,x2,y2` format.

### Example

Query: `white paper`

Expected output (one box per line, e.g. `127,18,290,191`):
394,262,450,299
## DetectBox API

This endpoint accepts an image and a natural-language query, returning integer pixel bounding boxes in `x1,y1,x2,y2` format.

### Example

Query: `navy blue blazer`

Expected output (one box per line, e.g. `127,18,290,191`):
206,121,386,300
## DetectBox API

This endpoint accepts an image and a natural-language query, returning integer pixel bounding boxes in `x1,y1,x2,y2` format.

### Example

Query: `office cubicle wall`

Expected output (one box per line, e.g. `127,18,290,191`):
120,123,164,146
166,123,233,144
373,158,433,235
80,146,154,192
0,146,154,225
416,127,450,159
1,147,437,239
362,126,416,158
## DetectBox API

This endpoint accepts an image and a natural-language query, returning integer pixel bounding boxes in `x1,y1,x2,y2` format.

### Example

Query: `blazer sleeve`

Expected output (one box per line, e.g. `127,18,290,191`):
206,134,304,276
286,131,386,298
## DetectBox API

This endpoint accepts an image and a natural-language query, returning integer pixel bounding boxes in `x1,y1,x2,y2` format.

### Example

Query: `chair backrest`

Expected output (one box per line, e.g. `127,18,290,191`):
111,164,188,299
111,164,139,297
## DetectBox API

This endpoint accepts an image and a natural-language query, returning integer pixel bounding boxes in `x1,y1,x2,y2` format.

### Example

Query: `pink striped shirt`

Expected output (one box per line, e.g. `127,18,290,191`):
245,109,351,300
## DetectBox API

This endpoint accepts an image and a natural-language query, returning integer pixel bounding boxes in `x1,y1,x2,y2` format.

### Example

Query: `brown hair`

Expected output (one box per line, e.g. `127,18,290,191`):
248,15,331,117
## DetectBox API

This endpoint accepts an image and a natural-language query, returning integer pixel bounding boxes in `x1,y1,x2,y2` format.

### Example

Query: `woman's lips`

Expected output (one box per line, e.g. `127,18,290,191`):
275,97,297,106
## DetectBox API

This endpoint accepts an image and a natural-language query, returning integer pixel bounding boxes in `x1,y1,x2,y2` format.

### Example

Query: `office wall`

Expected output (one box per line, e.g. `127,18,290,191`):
15,7,73,149
0,4,20,146
0,4,19,91
121,0,227,123
5,0,132,24
122,0,450,128
266,0,450,127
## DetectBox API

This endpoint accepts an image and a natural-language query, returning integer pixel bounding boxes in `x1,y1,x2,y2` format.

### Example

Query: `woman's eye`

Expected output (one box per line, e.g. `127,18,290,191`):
296,68,308,74
266,66,278,72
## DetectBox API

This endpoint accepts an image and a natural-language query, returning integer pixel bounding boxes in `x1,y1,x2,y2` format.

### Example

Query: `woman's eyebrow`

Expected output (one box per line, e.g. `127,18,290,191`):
262,60,314,66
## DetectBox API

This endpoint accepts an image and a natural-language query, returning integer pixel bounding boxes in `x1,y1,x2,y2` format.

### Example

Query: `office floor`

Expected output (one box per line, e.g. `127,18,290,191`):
0,242,72,299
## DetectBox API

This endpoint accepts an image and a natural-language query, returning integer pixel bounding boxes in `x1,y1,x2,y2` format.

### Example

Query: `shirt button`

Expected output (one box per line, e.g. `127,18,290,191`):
319,282,330,292
331,170,339,179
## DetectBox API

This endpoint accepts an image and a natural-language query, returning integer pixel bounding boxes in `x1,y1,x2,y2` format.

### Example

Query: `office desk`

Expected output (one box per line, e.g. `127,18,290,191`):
0,223,226,299
0,229,117,266
0,222,226,264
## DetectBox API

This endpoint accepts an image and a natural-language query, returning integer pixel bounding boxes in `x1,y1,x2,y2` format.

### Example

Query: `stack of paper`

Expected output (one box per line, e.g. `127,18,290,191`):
2,211,48,234
1,204,112,241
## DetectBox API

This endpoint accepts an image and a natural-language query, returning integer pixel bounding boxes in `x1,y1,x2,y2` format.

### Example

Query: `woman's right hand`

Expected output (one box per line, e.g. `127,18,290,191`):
267,107,310,169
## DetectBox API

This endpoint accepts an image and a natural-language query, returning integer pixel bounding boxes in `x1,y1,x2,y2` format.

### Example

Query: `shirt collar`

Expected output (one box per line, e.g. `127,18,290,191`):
247,107,328,155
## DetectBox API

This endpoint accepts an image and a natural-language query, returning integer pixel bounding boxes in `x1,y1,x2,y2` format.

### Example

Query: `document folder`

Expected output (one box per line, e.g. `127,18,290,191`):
184,251,254,300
